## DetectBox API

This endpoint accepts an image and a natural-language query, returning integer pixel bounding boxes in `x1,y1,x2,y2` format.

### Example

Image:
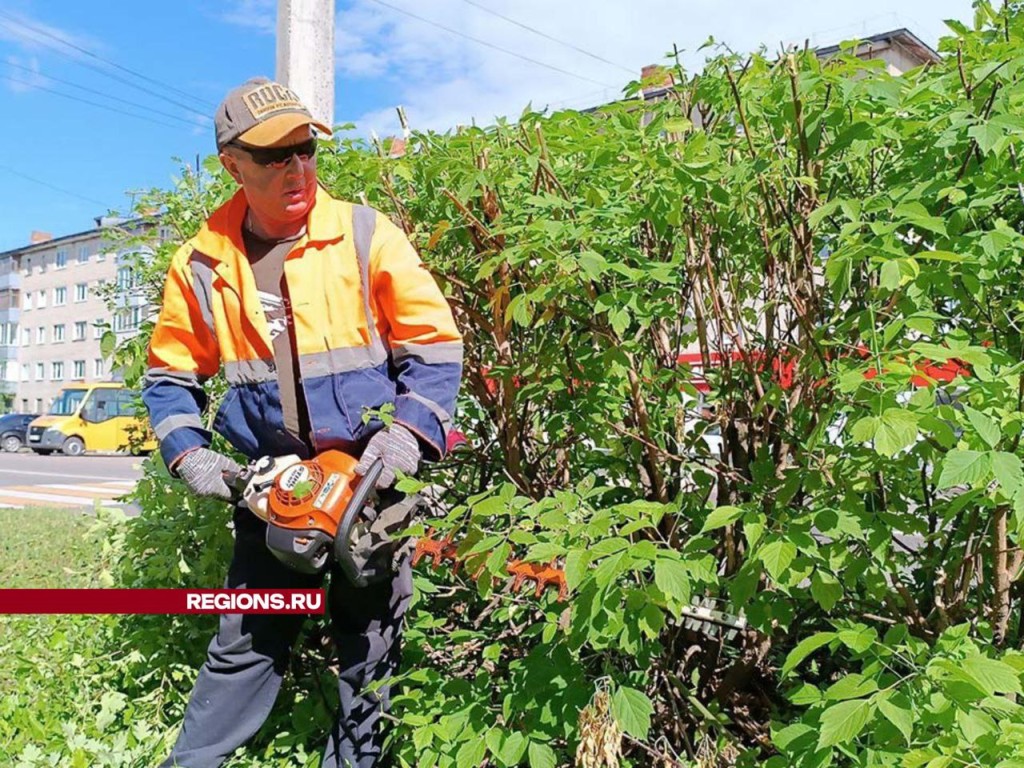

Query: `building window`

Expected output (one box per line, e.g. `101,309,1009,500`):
0,323,12,345
77,245,90,264
116,266,136,290
94,320,104,339
53,324,65,343
35,363,44,380
73,360,85,380
73,321,87,341
23,292,31,310
96,250,106,262
35,398,42,412
54,286,67,306
37,290,46,308
21,327,29,346
114,308,142,332
36,326,45,344
21,364,29,381
56,249,67,269
94,358,104,378
52,361,64,380
20,398,27,412
75,283,88,302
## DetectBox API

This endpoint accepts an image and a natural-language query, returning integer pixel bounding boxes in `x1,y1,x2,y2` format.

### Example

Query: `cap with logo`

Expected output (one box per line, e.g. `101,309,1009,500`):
215,77,332,150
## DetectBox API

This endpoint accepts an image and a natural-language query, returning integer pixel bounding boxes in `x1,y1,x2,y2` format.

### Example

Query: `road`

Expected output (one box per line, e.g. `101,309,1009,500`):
0,452,143,512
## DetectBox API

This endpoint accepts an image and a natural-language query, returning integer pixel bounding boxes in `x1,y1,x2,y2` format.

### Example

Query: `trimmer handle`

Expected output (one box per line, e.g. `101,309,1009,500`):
334,458,385,587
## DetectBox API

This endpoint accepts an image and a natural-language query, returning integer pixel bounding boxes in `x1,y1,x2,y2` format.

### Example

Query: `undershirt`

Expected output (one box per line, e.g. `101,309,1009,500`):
241,225,313,456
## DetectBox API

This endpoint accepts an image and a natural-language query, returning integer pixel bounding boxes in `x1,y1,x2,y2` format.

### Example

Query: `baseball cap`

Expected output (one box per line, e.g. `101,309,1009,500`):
215,77,332,150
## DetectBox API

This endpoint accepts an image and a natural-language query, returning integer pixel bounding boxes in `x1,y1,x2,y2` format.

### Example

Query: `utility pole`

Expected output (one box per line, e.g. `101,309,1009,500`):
276,0,335,129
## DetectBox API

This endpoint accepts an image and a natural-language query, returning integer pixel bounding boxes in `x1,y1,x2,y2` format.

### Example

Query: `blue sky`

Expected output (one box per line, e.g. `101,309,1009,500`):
0,0,975,252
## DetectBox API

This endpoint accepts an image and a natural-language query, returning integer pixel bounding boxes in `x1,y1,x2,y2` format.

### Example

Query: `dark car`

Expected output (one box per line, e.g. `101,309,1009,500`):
0,413,41,453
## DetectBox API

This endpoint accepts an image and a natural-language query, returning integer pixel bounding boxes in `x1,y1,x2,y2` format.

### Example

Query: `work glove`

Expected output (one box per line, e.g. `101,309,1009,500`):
355,423,421,490
175,447,243,501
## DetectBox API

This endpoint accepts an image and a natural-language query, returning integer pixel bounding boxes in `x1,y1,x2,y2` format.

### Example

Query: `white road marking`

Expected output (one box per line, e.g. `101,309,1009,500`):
0,489,120,506
42,484,133,496
0,468,136,482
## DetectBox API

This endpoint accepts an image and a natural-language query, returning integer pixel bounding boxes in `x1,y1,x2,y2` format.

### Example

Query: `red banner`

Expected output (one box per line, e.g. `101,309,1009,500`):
0,589,326,615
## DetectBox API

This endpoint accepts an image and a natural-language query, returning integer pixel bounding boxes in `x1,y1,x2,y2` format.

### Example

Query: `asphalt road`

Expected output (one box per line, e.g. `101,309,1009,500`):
0,452,143,511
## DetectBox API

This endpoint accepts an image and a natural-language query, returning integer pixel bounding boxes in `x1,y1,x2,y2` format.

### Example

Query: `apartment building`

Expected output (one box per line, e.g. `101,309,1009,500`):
0,217,161,414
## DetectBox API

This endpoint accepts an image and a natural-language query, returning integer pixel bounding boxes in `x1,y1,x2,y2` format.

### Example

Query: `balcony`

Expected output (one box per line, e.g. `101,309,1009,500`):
0,346,16,362
0,272,20,291
0,307,20,324
0,380,15,395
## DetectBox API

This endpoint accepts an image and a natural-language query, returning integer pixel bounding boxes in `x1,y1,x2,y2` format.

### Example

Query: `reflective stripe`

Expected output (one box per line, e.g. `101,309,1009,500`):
299,346,388,377
392,341,464,365
352,205,380,347
189,251,218,341
153,413,205,440
401,392,452,432
224,358,276,384
144,367,205,387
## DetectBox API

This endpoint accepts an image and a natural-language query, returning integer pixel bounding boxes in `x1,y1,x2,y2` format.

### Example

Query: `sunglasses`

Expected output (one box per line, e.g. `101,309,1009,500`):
229,138,318,168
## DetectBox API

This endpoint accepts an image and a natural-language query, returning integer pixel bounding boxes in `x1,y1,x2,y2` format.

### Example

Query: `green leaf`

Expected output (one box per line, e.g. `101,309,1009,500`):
782,632,836,677
654,558,690,605
817,699,872,748
965,406,1000,448
527,741,557,768
824,674,878,701
937,450,991,489
969,121,1005,155
759,540,797,582
611,686,653,739
877,692,913,744
456,737,487,768
991,451,1023,496
810,571,843,611
874,408,919,457
701,505,743,532
960,655,1023,696
496,732,528,766
837,625,876,653
563,550,592,591
880,260,902,290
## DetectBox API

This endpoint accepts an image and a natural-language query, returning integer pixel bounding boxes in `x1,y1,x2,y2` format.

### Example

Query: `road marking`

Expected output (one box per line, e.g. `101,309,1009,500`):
42,484,134,496
0,468,137,482
0,489,119,507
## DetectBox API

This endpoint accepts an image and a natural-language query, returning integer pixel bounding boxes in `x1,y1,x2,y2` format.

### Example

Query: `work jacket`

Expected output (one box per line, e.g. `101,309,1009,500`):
142,186,463,468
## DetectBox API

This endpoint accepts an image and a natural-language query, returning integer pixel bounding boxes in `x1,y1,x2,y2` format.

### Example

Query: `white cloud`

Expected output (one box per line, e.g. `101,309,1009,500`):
217,0,277,34
4,54,44,93
0,10,107,94
332,0,975,137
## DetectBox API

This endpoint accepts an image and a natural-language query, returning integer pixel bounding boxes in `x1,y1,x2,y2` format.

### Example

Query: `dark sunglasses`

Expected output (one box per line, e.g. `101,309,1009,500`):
229,138,317,168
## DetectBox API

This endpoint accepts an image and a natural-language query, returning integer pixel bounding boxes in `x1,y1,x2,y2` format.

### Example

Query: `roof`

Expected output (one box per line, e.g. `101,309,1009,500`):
814,27,941,64
0,215,157,261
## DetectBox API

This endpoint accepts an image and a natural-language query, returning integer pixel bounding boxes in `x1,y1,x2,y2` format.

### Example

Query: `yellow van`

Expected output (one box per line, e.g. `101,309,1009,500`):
27,383,157,456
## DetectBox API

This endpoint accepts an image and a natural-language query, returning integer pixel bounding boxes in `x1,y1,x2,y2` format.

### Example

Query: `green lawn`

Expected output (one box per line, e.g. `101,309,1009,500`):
0,507,100,589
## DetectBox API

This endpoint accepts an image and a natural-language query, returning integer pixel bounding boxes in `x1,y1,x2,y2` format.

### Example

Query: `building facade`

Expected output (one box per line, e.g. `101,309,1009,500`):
0,217,160,414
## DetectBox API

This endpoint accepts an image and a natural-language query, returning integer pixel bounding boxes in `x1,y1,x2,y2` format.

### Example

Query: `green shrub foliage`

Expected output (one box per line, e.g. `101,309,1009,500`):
7,5,1024,766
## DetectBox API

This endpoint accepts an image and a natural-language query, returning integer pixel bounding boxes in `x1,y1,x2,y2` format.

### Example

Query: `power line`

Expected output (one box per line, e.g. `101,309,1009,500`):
5,61,203,128
366,0,618,89
0,164,111,209
456,0,634,75
0,9,216,110
0,15,212,119
3,75,190,131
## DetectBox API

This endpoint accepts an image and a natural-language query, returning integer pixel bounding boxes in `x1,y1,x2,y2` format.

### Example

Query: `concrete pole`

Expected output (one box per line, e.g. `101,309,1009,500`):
276,0,335,128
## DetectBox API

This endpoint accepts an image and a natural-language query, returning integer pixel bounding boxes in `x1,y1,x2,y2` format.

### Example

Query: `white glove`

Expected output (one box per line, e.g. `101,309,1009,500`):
354,424,421,489
176,448,242,501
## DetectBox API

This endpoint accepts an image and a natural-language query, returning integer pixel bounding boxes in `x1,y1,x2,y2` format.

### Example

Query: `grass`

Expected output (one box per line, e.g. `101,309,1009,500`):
0,506,100,589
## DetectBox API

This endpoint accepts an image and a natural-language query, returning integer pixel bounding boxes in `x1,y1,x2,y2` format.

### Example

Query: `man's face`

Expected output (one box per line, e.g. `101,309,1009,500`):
219,124,318,230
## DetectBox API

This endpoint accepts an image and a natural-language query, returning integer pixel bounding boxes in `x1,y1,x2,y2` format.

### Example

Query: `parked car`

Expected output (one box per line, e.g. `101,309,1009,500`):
0,413,41,453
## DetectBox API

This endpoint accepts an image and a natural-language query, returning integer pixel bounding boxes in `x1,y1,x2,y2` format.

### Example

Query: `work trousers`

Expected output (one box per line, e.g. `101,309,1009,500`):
161,504,412,768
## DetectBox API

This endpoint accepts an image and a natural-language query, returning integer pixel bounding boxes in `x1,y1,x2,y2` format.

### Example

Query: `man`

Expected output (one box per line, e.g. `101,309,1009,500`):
142,77,462,768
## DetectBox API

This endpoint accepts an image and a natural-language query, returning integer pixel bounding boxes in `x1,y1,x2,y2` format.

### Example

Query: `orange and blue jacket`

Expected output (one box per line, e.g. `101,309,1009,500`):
142,187,463,467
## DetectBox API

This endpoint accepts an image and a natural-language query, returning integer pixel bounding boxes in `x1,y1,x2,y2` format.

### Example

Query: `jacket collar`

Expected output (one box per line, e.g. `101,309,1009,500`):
191,184,345,264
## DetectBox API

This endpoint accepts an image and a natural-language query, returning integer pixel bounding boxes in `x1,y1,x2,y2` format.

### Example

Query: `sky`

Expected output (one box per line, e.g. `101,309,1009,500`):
0,0,976,252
